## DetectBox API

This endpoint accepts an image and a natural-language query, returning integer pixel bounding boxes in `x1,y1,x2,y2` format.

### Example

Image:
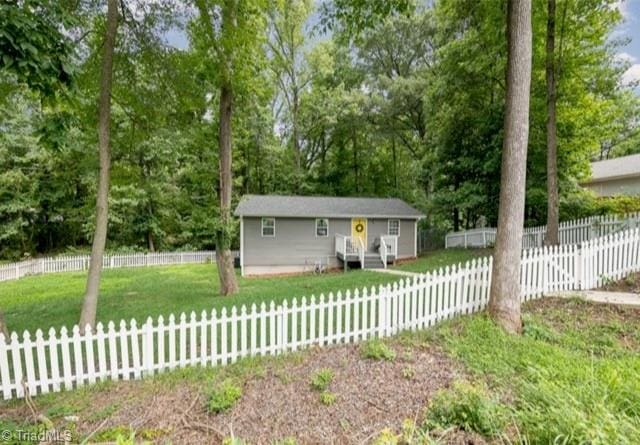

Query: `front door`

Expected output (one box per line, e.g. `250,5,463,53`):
351,218,367,249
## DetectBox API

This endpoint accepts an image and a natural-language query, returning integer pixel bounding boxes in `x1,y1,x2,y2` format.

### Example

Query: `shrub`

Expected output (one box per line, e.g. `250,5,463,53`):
424,381,507,437
361,339,396,361
207,379,243,413
319,391,337,406
310,368,334,392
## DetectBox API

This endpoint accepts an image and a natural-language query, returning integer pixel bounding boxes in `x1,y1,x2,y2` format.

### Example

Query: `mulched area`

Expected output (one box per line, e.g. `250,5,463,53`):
206,344,460,444
2,341,464,444
599,272,640,294
524,296,640,352
526,296,640,328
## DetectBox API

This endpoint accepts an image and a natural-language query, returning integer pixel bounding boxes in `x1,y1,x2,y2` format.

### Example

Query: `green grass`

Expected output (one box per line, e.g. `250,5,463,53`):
1,295,637,444
0,249,478,334
0,265,400,334
392,248,491,273
423,299,640,443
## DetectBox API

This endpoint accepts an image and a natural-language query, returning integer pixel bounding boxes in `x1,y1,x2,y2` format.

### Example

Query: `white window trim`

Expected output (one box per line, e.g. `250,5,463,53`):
261,217,276,237
315,218,329,237
388,219,400,236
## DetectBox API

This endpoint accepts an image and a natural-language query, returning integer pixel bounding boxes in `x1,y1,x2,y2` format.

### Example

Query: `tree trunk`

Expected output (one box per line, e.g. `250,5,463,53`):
544,0,559,246
292,89,301,173
79,0,118,331
216,82,239,296
488,0,532,334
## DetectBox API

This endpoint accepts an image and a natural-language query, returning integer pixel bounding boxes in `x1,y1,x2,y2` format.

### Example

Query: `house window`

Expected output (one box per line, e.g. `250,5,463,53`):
388,219,400,236
316,218,329,237
261,217,275,237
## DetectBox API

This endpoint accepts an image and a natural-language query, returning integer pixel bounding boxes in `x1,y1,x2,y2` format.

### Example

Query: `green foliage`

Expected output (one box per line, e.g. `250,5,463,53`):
0,0,75,95
207,379,243,413
319,391,337,406
424,381,508,437
440,312,640,444
360,339,396,361
516,365,640,443
223,438,249,445
0,0,637,263
310,368,334,392
401,366,415,380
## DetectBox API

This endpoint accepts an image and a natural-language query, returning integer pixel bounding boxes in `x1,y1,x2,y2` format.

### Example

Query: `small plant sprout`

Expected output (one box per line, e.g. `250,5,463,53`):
361,339,396,361
402,366,415,380
310,368,334,392
207,379,243,413
319,391,337,406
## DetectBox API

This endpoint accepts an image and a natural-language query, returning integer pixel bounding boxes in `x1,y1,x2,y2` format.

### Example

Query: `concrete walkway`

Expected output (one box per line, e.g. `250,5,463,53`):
548,290,640,307
368,268,421,277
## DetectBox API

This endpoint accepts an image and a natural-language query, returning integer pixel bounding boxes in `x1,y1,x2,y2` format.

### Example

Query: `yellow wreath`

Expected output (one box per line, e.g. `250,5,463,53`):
355,223,364,233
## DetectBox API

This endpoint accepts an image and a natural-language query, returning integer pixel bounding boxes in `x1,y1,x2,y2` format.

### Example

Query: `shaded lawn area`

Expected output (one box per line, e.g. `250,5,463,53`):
0,266,400,334
392,248,492,273
1,298,638,444
0,249,478,334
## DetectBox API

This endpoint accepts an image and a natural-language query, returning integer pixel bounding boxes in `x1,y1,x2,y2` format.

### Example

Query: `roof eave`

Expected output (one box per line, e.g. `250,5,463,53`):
582,172,640,185
235,213,424,219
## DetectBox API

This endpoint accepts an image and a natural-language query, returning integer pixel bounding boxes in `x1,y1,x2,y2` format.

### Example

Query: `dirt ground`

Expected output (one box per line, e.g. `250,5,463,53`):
1,340,470,444
600,272,640,294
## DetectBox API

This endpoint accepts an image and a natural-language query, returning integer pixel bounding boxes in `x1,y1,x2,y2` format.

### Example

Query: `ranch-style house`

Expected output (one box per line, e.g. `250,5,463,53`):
234,195,424,276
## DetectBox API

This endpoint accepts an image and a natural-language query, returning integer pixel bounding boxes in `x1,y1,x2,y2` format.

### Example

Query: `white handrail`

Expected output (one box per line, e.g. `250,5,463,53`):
380,235,398,259
380,237,388,269
358,237,365,269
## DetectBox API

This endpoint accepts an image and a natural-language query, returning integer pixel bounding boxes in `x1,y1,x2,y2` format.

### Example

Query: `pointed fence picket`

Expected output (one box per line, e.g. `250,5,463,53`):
1,229,639,400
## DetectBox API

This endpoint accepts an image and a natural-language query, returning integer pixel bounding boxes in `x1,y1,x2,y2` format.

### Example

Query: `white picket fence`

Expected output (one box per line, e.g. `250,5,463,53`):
0,229,639,401
0,251,242,283
445,212,640,249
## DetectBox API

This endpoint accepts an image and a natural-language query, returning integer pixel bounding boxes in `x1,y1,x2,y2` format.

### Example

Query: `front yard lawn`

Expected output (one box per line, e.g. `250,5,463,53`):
0,265,401,334
1,297,638,444
0,249,484,334
393,248,492,273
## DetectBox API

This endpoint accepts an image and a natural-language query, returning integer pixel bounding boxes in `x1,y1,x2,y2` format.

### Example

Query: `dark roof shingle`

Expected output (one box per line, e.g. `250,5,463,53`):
234,195,424,219
585,153,640,183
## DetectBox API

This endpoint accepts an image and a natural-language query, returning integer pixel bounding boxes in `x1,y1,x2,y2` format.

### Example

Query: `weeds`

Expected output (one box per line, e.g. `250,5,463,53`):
424,380,507,437
207,379,243,413
319,391,337,406
310,368,334,392
361,339,396,361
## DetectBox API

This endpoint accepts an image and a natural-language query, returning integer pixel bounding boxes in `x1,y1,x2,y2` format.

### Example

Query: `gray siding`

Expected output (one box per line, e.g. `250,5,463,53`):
398,219,416,258
242,216,417,268
243,217,350,267
366,219,388,252
583,177,640,197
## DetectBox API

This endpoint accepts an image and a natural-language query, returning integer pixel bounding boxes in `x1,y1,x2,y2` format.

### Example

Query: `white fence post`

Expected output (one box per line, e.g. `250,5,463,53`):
1,229,639,400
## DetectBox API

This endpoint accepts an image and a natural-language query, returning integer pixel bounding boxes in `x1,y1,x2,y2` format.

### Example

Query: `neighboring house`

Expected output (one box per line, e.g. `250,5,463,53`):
581,153,640,197
234,195,425,276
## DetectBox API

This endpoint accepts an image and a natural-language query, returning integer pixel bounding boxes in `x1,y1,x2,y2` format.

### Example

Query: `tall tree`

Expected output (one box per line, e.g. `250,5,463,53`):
544,0,559,245
194,0,267,295
0,0,76,338
268,0,313,185
488,0,532,333
79,0,119,330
